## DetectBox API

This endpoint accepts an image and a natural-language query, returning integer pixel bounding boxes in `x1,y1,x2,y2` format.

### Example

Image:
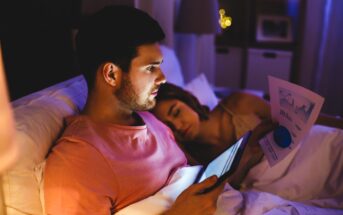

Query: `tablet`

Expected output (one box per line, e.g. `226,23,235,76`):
194,131,252,191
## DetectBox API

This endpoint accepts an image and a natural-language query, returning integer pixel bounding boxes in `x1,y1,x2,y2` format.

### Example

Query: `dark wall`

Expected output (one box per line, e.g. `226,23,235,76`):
0,0,82,100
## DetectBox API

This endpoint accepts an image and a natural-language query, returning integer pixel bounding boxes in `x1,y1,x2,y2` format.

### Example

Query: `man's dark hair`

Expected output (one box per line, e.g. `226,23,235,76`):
155,82,210,120
76,5,165,89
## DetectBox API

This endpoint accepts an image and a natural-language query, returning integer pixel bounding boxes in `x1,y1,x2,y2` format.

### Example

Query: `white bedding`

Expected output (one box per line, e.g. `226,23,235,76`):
118,125,343,215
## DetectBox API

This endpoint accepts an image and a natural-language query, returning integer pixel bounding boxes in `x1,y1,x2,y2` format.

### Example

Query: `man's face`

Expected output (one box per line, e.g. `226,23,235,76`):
116,43,166,111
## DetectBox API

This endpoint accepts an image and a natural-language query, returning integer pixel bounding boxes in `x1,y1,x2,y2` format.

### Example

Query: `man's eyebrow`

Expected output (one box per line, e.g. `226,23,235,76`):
149,59,163,65
168,103,176,116
151,60,162,65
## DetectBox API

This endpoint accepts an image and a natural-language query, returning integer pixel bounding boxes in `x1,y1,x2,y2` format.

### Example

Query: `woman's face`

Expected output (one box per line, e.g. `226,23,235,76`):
153,99,200,142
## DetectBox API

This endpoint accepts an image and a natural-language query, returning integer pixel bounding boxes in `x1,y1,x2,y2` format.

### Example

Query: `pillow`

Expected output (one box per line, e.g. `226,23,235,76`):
2,75,87,215
160,45,185,87
184,73,219,110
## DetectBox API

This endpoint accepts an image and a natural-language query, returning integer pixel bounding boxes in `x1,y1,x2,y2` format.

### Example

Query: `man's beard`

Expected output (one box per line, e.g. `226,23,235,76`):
115,75,156,111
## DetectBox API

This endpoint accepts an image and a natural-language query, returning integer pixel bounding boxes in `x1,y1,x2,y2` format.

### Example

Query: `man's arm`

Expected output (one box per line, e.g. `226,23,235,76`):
44,140,116,214
162,176,225,215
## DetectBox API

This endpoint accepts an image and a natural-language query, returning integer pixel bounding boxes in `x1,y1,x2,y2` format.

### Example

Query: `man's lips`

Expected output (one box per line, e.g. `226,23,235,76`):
151,88,159,96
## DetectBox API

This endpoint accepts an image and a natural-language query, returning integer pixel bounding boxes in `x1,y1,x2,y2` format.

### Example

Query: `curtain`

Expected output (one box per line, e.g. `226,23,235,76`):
315,0,343,116
299,0,343,116
135,0,175,47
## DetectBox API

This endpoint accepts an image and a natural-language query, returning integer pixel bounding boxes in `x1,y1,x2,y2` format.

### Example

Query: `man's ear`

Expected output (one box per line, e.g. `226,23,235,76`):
102,63,120,87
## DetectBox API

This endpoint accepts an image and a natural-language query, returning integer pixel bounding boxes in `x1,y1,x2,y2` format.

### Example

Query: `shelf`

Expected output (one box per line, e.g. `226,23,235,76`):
214,0,302,90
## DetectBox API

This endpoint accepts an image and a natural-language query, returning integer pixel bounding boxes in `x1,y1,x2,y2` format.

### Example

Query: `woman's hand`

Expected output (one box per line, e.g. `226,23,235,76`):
249,119,278,146
228,120,278,189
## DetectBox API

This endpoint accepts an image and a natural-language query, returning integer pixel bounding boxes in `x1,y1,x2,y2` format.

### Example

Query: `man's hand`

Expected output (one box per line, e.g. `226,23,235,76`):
163,176,225,215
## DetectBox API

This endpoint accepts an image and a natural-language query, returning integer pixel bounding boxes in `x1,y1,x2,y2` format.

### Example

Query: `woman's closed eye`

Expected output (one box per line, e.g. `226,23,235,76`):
172,109,180,118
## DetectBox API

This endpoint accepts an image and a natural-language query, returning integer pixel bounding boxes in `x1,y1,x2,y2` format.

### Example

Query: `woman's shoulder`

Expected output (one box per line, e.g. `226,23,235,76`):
218,91,266,114
220,91,253,107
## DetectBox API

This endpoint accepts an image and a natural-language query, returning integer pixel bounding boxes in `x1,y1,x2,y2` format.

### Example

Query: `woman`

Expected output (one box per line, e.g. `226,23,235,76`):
153,82,343,201
152,82,272,166
152,82,343,165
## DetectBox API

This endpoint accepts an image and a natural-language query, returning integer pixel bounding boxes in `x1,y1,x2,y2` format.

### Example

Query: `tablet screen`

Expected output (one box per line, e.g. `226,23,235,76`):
196,131,251,184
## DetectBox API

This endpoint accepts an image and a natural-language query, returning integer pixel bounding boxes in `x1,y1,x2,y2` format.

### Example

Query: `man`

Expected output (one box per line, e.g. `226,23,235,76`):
44,5,224,214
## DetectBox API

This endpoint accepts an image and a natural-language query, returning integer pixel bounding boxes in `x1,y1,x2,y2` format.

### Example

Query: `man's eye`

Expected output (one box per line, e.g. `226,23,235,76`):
146,66,154,72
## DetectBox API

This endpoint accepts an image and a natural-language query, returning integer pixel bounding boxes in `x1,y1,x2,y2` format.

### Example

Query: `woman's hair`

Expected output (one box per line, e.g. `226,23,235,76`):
155,82,210,120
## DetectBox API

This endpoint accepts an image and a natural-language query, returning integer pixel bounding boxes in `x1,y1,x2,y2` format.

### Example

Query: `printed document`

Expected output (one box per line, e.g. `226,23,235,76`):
260,76,324,166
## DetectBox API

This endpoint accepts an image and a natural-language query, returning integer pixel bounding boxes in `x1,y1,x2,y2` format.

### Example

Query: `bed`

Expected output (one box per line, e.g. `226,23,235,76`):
2,45,343,215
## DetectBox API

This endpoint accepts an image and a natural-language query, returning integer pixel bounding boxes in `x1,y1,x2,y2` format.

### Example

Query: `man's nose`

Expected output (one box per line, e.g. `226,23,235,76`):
156,68,166,85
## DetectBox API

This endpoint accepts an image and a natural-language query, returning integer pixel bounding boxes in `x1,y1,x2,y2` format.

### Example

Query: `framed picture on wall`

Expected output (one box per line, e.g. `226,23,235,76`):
256,15,293,43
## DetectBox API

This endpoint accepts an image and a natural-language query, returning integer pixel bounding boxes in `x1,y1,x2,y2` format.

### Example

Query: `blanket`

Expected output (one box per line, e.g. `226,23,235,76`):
118,125,343,215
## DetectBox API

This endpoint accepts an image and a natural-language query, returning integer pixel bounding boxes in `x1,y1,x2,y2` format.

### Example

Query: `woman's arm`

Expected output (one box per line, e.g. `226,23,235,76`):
227,120,277,189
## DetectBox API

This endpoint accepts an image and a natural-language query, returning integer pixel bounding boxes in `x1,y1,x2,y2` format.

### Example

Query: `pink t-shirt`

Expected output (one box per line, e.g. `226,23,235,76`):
44,112,187,214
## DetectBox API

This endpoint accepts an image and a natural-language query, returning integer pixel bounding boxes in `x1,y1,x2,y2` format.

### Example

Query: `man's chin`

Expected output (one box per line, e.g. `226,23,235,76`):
135,100,156,111
146,100,156,110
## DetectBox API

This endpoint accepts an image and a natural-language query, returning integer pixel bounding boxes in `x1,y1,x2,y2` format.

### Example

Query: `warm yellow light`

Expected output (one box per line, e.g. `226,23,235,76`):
225,17,232,27
219,9,225,16
218,8,233,29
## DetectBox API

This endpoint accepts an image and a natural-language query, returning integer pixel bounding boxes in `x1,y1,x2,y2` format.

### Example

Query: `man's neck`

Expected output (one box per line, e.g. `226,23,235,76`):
81,91,143,126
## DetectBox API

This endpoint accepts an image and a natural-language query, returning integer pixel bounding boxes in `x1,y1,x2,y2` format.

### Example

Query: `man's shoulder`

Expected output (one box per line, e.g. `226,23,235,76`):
62,115,92,137
57,115,102,147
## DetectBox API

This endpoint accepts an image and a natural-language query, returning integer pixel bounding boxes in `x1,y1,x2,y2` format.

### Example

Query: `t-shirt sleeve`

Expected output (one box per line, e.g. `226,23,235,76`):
44,139,117,214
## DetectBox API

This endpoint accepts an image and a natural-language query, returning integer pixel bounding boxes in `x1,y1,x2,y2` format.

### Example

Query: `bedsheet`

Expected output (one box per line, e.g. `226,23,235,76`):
118,125,343,215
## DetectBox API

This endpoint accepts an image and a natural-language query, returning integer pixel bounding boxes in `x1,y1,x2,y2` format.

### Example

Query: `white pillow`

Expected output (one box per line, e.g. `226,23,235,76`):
2,75,87,215
184,73,219,110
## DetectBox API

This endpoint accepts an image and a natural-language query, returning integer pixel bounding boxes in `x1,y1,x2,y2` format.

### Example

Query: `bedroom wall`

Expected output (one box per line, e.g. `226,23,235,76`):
1,0,82,100
214,0,343,116
1,0,217,99
3,0,340,115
